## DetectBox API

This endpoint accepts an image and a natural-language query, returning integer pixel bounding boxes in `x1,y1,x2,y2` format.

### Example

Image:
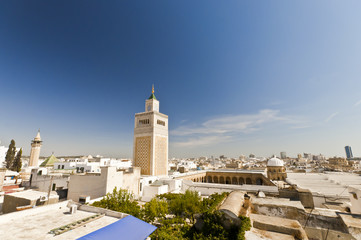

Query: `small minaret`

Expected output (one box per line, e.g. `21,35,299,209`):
29,130,42,167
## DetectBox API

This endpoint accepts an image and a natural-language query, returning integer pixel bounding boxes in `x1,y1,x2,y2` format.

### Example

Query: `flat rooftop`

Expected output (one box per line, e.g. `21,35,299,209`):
0,201,119,239
286,172,361,197
189,182,279,194
6,190,58,200
252,197,305,210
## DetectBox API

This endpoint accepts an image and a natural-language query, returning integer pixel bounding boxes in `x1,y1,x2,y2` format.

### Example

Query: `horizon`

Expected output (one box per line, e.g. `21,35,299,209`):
1,1,360,159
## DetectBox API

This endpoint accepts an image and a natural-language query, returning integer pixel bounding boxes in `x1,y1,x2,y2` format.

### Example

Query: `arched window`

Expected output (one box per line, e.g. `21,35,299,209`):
232,177,238,185
226,177,231,184
246,178,252,184
239,177,244,185
256,178,263,185
213,176,218,183
220,176,225,184
207,176,212,183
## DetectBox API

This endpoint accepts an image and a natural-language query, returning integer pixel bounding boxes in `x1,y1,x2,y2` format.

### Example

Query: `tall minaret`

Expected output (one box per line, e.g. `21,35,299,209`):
133,85,168,176
29,130,42,167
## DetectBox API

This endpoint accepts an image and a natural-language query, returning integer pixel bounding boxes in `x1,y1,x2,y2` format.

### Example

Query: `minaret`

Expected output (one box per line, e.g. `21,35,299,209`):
133,85,168,176
29,130,42,167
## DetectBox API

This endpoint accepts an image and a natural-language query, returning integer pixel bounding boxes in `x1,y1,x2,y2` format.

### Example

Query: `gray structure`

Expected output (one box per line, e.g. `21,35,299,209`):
345,146,353,159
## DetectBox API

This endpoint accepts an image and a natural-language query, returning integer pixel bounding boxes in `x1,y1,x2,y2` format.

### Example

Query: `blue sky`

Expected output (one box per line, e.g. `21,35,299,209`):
0,1,361,158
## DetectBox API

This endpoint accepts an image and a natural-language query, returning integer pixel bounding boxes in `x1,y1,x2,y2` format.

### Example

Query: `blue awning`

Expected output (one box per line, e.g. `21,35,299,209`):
77,215,157,240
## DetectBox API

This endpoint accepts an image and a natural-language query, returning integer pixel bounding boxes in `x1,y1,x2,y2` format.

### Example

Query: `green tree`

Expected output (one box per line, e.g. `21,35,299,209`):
5,140,16,169
12,148,22,172
92,187,141,218
201,192,229,213
168,190,202,222
143,198,168,223
150,217,190,240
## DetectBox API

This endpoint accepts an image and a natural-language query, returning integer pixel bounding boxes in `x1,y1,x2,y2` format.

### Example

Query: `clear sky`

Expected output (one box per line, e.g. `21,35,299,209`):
1,1,361,159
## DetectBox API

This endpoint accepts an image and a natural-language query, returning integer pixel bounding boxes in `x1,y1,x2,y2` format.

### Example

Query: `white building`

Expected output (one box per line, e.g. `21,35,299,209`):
67,166,141,202
53,157,132,173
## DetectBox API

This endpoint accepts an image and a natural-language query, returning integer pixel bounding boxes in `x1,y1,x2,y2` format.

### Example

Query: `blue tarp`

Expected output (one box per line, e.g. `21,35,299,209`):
77,215,157,240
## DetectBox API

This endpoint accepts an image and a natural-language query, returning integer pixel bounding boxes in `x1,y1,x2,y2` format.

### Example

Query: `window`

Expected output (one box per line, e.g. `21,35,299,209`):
157,120,165,126
58,165,60,169
139,119,150,126
52,183,56,191
62,165,64,169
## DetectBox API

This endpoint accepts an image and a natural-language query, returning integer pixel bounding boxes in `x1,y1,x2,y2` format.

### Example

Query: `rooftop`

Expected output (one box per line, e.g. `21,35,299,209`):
0,201,120,239
6,190,58,201
40,154,59,167
286,172,361,197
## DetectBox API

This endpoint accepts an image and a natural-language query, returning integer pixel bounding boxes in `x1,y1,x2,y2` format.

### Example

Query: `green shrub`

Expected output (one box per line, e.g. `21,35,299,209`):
91,187,142,218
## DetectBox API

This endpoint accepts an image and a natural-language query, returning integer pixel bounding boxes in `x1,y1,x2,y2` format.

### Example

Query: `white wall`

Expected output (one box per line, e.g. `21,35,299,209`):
142,185,168,202
349,187,361,214
67,167,140,202
30,169,69,192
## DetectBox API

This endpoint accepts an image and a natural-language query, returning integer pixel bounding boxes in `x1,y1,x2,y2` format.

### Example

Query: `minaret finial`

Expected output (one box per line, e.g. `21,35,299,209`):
152,84,154,94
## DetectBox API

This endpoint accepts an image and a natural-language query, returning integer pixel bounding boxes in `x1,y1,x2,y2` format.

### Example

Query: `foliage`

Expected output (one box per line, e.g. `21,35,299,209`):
91,187,141,218
157,192,181,201
237,216,251,240
193,211,229,240
150,217,191,240
201,192,229,213
168,190,202,222
190,212,251,240
5,140,16,169
150,210,251,240
91,189,249,240
142,198,168,223
12,148,22,172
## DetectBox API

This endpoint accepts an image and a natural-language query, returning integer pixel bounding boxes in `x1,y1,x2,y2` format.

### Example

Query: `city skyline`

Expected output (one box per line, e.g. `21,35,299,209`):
1,1,361,158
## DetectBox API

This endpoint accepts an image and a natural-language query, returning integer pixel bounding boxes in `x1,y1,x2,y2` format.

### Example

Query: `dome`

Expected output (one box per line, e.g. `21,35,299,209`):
267,156,284,167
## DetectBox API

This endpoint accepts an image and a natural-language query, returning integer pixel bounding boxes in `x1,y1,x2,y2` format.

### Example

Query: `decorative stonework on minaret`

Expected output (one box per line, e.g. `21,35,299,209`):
133,86,168,176
29,130,42,167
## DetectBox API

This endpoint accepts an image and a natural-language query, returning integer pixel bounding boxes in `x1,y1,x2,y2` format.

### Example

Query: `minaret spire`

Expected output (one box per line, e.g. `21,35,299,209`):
148,84,157,100
29,129,43,167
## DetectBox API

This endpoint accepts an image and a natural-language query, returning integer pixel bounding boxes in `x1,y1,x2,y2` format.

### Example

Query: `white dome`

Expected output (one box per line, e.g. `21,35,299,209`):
267,157,284,167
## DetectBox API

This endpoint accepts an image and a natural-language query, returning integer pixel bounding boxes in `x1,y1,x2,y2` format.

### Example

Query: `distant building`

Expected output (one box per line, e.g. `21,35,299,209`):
280,152,287,159
328,157,348,166
133,86,168,176
266,156,287,181
29,130,42,167
303,153,312,160
225,162,241,169
345,146,353,159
